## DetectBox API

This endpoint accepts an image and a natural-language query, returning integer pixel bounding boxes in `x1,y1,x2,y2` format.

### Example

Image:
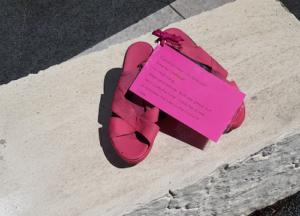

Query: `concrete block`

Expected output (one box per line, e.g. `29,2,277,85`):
1,0,300,215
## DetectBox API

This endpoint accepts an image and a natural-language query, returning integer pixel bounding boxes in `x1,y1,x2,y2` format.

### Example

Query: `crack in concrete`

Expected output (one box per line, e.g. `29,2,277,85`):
168,0,186,20
149,0,186,20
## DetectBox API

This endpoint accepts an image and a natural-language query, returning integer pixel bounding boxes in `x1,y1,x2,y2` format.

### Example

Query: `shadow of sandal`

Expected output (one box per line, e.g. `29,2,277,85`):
98,68,135,168
157,112,209,150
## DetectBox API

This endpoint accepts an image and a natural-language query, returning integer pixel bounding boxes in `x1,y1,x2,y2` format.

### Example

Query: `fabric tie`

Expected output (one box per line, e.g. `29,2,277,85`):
152,29,184,47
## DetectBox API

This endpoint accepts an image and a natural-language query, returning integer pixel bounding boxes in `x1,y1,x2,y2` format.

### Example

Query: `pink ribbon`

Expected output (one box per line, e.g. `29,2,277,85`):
152,29,184,47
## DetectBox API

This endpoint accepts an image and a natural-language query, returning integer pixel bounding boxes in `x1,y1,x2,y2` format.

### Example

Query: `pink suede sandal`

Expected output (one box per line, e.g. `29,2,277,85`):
153,28,228,79
109,42,160,164
226,81,246,131
153,28,245,133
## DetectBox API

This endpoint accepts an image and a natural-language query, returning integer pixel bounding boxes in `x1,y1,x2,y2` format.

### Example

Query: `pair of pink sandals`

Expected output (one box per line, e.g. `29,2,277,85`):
109,28,246,164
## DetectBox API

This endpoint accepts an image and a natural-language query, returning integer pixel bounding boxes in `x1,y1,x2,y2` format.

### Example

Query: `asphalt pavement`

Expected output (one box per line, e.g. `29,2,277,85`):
249,190,300,216
0,0,175,85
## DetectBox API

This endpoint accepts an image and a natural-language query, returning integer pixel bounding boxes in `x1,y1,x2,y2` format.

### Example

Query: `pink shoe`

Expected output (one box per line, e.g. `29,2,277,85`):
226,81,246,132
153,28,245,133
154,28,228,79
109,42,160,164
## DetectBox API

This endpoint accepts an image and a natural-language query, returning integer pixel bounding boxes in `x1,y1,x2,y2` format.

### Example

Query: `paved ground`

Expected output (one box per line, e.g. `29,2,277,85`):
0,0,176,85
249,190,300,216
1,0,300,86
1,0,300,215
281,0,300,20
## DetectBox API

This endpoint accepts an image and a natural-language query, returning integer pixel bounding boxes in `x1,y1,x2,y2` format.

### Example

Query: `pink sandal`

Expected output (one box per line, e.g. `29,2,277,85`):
109,42,160,164
153,28,228,79
153,28,245,133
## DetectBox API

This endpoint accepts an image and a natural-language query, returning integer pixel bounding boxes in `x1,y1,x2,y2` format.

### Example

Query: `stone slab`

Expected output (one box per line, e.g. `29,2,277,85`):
1,0,300,215
74,5,183,59
126,134,300,215
171,0,235,18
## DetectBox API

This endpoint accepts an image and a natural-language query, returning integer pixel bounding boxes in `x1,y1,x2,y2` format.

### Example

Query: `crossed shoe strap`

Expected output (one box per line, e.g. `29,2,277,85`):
164,40,229,79
153,29,228,78
180,46,228,79
111,71,160,145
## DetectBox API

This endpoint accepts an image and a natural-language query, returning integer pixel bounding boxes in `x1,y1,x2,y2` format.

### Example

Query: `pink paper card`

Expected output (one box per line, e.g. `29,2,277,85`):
130,44,246,142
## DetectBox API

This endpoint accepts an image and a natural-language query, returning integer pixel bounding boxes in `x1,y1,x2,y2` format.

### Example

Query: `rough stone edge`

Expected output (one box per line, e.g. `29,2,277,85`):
125,133,300,216
276,0,293,14
72,5,183,59
72,0,240,60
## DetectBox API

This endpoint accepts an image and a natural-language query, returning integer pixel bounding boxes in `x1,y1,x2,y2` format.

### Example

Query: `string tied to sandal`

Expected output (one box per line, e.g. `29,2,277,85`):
152,29,184,47
138,60,147,70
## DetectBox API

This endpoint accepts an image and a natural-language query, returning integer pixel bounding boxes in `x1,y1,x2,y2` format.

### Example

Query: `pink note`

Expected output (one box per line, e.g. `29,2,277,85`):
130,44,246,142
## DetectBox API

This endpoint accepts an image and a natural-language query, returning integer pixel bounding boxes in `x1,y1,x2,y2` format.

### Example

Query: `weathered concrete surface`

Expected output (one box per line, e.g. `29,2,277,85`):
126,134,300,216
171,0,235,18
1,0,300,215
75,5,183,59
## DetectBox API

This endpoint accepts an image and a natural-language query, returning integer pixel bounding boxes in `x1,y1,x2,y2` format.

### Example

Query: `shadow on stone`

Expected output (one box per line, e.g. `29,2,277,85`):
98,68,135,168
157,113,209,150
